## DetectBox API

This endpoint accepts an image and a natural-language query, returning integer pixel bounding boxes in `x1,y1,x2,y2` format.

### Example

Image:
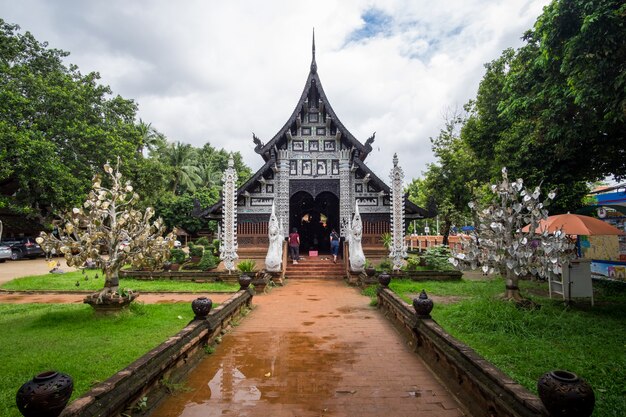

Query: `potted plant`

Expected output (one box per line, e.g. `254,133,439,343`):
236,259,256,289
364,260,376,277
380,232,392,250
37,159,175,312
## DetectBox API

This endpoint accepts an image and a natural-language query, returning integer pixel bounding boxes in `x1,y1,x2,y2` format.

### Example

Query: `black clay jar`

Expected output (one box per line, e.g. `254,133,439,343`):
537,370,595,417
16,371,74,417
413,290,434,318
378,272,391,287
238,274,252,290
191,297,213,319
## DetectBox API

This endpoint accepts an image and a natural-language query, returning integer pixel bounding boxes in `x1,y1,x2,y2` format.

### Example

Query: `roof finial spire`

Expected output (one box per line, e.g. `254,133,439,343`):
311,27,317,74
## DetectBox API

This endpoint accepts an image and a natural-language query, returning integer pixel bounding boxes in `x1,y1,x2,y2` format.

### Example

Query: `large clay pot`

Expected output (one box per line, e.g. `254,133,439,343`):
378,272,391,287
537,370,595,417
238,274,252,290
16,371,74,417
413,289,434,318
365,267,377,277
191,297,213,319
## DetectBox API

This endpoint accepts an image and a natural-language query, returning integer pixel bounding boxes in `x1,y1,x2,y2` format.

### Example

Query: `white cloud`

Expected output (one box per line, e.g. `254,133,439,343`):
1,0,550,181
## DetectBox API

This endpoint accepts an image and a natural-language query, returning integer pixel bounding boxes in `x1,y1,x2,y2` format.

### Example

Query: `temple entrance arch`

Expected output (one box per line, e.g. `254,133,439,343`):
289,190,339,253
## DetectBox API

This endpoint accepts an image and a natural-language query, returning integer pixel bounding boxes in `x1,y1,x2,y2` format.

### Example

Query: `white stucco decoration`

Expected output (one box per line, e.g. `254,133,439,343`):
220,155,239,272
389,153,408,270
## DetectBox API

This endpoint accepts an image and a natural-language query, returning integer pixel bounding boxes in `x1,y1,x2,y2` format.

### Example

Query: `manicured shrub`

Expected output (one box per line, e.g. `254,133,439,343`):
189,245,204,258
195,237,210,247
422,246,453,271
197,251,217,271
170,248,187,264
405,256,422,271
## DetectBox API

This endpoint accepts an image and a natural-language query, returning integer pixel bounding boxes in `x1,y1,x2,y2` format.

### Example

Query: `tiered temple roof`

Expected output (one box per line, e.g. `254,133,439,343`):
199,31,428,220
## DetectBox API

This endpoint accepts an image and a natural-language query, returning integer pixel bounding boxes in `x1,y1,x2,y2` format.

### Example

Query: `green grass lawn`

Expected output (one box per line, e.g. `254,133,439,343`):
0,302,196,417
0,269,239,292
373,277,626,417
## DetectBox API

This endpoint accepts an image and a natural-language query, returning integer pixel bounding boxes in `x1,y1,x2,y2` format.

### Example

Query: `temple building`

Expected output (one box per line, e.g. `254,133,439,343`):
200,33,428,253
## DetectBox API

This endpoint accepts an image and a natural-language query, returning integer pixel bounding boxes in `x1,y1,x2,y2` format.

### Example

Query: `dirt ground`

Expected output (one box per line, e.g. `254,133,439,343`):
0,291,233,304
0,258,232,304
0,257,78,285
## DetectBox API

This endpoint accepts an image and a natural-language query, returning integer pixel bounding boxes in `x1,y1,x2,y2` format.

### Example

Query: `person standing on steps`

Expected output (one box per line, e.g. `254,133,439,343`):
329,228,340,263
288,227,300,264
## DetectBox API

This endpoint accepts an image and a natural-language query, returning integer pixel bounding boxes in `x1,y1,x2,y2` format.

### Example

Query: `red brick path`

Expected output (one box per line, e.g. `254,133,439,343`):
150,279,467,417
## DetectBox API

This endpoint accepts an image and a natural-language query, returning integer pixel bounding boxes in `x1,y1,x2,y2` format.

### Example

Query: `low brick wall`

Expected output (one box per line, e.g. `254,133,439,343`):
377,288,548,417
59,289,253,417
403,270,463,281
120,269,240,283
353,270,462,287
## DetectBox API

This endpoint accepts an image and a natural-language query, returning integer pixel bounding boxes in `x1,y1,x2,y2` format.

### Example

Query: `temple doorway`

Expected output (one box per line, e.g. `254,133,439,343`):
289,191,339,253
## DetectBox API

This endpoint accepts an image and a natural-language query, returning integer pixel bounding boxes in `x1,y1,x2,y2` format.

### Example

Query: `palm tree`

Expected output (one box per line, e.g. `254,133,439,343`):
163,142,201,194
196,144,224,190
136,119,166,156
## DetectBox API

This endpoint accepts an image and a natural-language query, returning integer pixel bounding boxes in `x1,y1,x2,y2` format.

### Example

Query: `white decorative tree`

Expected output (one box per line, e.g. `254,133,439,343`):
37,160,175,307
450,167,574,302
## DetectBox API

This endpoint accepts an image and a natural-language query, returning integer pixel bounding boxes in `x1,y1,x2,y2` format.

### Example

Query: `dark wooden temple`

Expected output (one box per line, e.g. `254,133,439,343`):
199,31,428,253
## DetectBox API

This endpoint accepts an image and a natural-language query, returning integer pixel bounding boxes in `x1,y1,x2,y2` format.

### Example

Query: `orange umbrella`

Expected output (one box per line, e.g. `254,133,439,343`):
522,213,625,236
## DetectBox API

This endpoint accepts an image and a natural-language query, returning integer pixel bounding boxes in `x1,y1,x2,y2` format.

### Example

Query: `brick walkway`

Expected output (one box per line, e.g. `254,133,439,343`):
150,279,467,417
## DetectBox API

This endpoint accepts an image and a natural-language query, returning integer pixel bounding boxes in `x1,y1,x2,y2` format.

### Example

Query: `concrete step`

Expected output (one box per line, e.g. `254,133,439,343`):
285,258,345,279
285,263,345,279
286,273,345,279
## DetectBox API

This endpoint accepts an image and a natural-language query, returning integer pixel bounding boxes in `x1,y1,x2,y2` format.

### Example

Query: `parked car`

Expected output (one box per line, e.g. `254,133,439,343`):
0,243,11,262
8,237,44,260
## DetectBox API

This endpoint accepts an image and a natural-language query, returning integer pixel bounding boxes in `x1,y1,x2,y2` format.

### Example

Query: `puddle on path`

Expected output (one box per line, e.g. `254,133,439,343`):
150,331,353,416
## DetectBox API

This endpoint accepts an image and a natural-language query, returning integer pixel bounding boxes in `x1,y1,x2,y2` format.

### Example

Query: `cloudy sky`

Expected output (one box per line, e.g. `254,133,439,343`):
2,0,550,182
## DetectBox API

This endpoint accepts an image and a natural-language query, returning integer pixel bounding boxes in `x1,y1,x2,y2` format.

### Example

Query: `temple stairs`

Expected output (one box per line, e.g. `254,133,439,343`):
285,255,345,280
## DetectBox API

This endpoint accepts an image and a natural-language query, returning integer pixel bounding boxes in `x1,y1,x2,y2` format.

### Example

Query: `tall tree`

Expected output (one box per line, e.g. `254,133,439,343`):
461,0,625,213
412,112,481,244
532,0,626,180
154,188,220,234
136,119,166,156
161,141,201,194
0,20,140,222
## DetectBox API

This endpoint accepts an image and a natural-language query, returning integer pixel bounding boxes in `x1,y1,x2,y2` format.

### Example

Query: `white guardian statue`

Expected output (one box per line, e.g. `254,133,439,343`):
348,202,366,272
265,202,283,272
